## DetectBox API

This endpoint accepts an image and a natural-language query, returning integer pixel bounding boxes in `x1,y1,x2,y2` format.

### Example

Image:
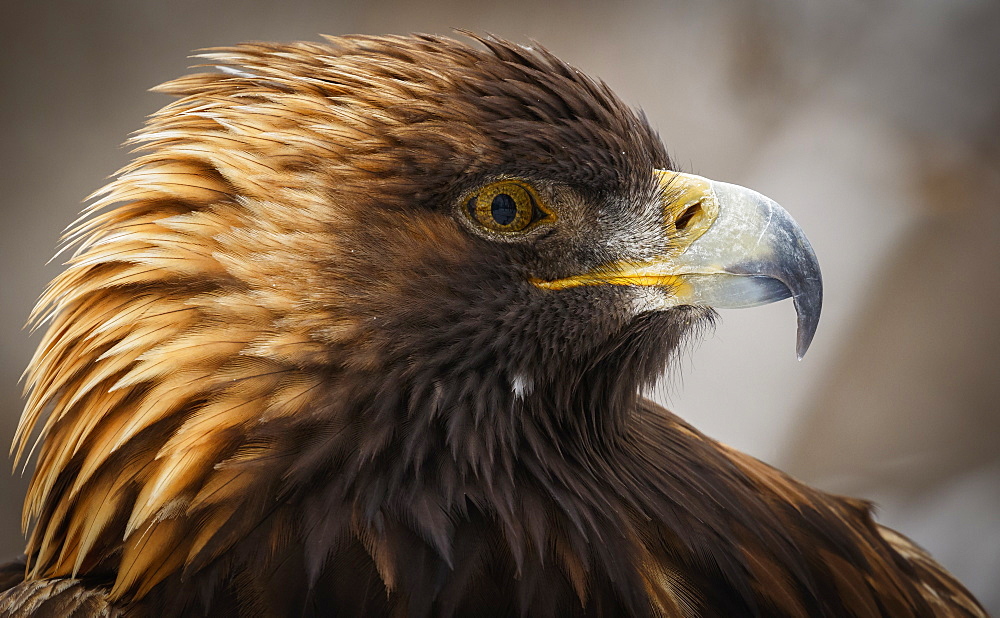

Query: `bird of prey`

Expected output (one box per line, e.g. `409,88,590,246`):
0,33,985,617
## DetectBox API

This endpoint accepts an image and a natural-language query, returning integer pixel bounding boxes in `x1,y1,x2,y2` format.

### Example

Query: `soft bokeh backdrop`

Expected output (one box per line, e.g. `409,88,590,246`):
2,0,998,610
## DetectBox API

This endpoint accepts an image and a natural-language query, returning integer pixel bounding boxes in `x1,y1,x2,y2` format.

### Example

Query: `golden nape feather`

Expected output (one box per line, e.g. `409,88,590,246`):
2,34,987,617
15,44,352,597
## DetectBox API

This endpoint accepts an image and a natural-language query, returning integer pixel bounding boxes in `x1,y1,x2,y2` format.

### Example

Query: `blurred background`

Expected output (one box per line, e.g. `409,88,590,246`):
1,0,998,610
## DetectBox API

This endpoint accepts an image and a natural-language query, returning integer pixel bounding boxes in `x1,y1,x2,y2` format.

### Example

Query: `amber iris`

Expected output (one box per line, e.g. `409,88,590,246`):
465,180,550,234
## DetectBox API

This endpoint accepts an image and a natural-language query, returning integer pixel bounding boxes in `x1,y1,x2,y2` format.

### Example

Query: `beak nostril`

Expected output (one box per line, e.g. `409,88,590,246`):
675,201,702,231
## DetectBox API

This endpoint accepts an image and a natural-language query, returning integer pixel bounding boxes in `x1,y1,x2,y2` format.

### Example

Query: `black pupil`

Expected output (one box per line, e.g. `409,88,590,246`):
491,193,518,226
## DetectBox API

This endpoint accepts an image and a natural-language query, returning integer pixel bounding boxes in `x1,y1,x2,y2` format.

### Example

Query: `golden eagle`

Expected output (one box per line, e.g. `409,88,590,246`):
0,34,985,617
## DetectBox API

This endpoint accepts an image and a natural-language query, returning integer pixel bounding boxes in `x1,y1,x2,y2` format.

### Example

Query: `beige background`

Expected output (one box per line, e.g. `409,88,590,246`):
1,0,998,611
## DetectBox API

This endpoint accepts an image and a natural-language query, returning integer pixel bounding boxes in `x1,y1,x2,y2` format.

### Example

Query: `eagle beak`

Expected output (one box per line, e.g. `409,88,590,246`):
534,171,823,358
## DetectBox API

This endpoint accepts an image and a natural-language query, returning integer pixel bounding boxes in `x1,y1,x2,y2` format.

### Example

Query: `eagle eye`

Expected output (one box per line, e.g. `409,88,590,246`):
463,180,553,234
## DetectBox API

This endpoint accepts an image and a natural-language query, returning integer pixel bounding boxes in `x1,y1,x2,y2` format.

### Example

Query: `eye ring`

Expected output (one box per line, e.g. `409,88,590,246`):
463,180,554,234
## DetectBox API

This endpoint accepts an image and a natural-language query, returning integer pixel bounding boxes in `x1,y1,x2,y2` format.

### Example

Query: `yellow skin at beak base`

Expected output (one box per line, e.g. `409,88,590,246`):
530,170,718,299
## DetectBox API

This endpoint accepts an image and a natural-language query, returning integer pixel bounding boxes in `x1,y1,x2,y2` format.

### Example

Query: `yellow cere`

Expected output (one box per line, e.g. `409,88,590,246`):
653,170,718,242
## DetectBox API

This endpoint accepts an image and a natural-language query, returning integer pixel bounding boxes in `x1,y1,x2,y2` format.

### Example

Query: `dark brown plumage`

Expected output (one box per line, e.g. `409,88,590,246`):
0,33,985,617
